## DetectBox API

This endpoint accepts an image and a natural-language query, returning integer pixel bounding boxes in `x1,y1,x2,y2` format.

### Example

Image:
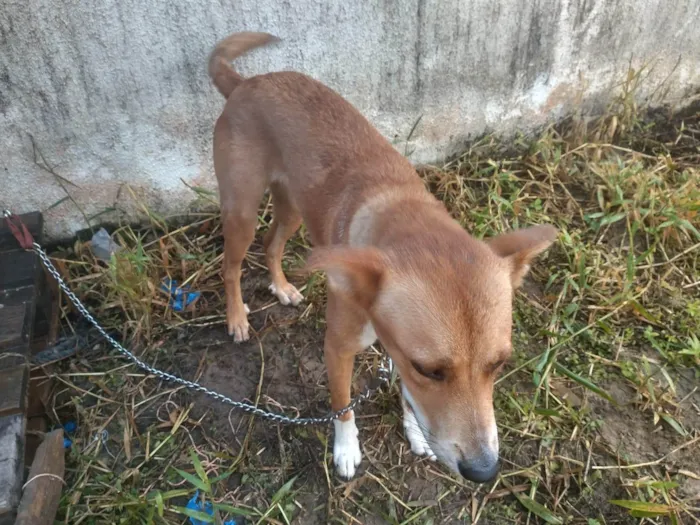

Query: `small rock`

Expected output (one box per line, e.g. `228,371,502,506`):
90,228,121,261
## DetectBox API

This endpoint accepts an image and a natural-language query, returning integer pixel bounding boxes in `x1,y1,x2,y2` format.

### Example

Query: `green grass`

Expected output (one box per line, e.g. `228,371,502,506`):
46,84,700,524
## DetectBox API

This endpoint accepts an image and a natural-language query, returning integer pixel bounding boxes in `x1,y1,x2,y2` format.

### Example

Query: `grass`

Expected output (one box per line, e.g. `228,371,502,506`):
42,81,700,524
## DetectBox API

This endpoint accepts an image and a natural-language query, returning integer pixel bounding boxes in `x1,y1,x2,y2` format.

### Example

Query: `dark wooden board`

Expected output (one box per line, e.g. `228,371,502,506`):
0,286,36,369
0,367,28,417
30,267,61,352
0,250,39,290
24,416,48,476
27,369,52,419
0,212,43,252
0,302,26,346
0,413,26,524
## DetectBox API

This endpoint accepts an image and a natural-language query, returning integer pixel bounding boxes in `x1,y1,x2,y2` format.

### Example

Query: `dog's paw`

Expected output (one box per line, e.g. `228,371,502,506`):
269,282,304,306
227,304,251,343
403,406,437,461
333,415,362,479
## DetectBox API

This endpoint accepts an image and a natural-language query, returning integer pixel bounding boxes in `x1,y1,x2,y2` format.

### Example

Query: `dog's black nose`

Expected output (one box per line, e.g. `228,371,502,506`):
458,457,500,483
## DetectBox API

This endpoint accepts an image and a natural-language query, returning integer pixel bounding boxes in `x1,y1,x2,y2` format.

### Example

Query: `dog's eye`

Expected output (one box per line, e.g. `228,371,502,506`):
412,361,446,381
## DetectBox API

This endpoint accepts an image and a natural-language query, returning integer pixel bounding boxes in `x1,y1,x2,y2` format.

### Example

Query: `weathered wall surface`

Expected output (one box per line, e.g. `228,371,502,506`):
2,0,699,238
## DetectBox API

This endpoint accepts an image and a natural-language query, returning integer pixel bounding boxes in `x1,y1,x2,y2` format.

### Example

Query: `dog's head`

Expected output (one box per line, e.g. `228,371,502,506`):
309,225,557,482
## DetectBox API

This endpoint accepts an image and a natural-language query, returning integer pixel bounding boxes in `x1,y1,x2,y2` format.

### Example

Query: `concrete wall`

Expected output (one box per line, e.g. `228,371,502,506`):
2,0,699,239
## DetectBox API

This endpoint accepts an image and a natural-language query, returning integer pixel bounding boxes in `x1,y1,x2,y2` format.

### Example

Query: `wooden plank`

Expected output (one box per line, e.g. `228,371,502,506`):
30,271,61,353
24,416,48,473
28,243,61,352
0,286,35,369
24,368,53,471
0,367,28,417
24,416,49,472
0,212,43,252
15,429,65,525
26,369,52,419
0,413,25,524
0,251,38,290
0,303,25,346
0,285,34,312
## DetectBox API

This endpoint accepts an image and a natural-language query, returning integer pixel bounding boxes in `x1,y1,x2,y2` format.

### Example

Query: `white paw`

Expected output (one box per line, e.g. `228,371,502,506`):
333,414,362,479
228,304,251,343
404,405,437,461
268,282,304,306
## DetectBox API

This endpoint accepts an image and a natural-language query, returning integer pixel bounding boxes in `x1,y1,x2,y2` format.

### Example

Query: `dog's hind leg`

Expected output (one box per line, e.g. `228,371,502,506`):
263,182,304,306
215,120,269,342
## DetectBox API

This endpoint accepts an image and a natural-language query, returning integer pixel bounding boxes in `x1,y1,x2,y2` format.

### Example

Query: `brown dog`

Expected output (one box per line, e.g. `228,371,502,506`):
208,32,557,482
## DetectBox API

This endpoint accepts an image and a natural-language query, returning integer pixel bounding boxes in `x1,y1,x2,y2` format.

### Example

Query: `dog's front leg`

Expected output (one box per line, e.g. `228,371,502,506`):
326,349,362,479
402,392,437,461
324,291,366,479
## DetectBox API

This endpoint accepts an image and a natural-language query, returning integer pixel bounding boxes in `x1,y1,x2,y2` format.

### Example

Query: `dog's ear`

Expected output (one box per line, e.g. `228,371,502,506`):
487,225,557,288
306,247,386,310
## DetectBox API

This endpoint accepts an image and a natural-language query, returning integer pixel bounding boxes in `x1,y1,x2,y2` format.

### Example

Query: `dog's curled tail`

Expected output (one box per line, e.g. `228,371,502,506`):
208,32,279,98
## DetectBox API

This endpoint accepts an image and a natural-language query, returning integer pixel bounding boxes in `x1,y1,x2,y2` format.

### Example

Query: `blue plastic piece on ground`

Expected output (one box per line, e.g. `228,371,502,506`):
63,437,72,449
186,492,242,525
186,492,212,525
161,278,201,312
63,421,77,433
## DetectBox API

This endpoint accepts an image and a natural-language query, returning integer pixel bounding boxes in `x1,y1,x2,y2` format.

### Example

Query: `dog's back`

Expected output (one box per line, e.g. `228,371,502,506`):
209,33,427,246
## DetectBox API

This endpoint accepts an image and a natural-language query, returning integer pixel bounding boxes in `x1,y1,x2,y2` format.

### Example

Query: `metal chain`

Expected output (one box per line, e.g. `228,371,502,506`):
4,210,392,425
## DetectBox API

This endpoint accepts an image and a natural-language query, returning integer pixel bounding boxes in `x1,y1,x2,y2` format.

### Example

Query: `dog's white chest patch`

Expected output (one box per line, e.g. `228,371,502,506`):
359,322,377,349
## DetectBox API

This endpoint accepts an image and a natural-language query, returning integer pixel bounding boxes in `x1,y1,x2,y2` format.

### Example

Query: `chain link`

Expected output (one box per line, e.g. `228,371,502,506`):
4,210,391,425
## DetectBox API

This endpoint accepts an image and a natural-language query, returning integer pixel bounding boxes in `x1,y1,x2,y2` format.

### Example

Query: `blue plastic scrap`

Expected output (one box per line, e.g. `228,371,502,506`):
161,278,201,312
62,420,77,448
186,492,242,525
